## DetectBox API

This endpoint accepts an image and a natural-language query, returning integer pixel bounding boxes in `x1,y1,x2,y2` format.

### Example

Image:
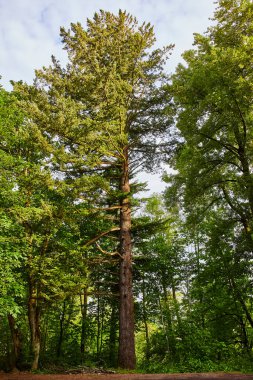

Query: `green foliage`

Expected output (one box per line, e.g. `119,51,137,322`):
162,0,253,373
1,2,253,374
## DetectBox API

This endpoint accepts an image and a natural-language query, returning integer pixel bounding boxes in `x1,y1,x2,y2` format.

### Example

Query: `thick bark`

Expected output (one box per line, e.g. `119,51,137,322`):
28,279,41,371
7,314,22,371
118,148,136,369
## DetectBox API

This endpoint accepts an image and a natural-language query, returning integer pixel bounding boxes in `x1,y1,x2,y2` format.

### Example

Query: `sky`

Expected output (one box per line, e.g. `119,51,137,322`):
0,0,217,194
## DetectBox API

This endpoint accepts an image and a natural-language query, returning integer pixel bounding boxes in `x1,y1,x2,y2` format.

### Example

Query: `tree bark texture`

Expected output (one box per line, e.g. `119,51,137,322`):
118,148,136,369
28,278,41,370
7,314,22,371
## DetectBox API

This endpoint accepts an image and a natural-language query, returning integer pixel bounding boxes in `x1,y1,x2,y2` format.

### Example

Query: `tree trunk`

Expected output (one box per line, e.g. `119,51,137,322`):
80,290,88,362
28,278,41,371
40,307,49,359
171,283,183,337
158,295,169,350
230,278,253,329
118,147,136,369
161,281,176,358
109,301,118,367
96,289,101,358
7,314,22,371
100,304,105,356
142,276,150,361
238,316,251,353
57,301,66,358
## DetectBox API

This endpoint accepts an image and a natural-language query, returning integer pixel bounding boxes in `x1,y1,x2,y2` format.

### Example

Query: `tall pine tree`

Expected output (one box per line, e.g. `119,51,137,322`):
16,10,173,368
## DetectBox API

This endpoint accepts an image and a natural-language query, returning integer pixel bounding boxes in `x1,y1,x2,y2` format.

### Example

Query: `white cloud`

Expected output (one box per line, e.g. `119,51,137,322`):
0,0,216,88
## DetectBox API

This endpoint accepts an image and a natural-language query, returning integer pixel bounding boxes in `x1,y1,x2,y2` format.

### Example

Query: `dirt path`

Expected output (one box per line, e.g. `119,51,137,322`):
0,372,253,380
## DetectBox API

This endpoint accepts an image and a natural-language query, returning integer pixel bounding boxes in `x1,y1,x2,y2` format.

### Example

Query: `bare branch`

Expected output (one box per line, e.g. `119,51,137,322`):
199,132,239,156
83,227,120,247
95,242,123,259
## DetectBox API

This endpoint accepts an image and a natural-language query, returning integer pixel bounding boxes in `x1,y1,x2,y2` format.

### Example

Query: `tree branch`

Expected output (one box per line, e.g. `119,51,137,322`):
83,227,120,247
95,242,123,259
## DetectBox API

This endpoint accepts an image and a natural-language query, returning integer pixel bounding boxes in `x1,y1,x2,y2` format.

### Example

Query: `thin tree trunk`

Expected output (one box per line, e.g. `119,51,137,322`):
171,283,182,334
80,289,88,362
233,119,253,216
7,314,22,371
118,147,136,369
56,301,66,358
239,316,251,353
28,278,41,370
161,281,176,358
41,308,49,359
142,276,150,361
109,301,118,367
158,295,169,350
100,304,104,355
96,290,101,358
